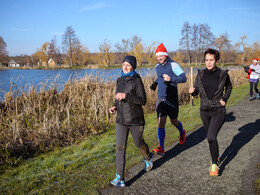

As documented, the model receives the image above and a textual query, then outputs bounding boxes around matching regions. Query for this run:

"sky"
[1,0,260,56]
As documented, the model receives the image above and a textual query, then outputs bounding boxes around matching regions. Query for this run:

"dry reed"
[0,68,248,165]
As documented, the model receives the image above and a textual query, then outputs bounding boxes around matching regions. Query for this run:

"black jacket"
[115,74,146,125]
[191,68,232,111]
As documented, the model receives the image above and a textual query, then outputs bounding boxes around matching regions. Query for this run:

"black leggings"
[250,82,259,97]
[116,123,150,178]
[200,107,226,164]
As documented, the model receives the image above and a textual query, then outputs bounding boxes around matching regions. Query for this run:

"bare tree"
[62,26,77,66]
[197,24,215,64]
[0,36,8,64]
[215,33,232,65]
[48,35,60,64]
[179,22,192,66]
[251,42,260,60]
[131,42,144,66]
[99,39,112,67]
[115,38,130,57]
[146,41,157,65]
[191,24,199,65]
[80,45,90,66]
[72,38,82,66]
[130,35,142,50]
[234,34,248,64]
[129,35,144,66]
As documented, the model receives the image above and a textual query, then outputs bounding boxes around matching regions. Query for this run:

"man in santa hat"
[249,58,260,101]
[150,43,187,156]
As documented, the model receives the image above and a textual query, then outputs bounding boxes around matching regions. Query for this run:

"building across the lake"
[8,59,20,67]
[48,59,56,67]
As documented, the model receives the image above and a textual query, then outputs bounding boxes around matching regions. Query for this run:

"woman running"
[189,48,232,176]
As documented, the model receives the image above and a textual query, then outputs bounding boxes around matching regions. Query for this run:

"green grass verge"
[0,84,249,194]
[255,163,260,195]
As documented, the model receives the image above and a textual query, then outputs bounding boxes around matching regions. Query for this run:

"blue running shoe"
[144,153,153,172]
[110,174,125,187]
[256,93,260,99]
[250,97,255,101]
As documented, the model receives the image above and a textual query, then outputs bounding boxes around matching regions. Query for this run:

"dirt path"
[101,96,260,195]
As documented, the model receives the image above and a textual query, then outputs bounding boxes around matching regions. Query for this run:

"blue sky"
[1,0,260,56]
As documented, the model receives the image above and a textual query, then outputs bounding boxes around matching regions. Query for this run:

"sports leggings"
[200,107,226,164]
[250,82,259,97]
[116,123,151,178]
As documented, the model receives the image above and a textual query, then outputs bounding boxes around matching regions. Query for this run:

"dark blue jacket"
[155,58,187,98]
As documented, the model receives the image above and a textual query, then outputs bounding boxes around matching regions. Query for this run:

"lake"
[0,66,242,101]
[0,68,157,101]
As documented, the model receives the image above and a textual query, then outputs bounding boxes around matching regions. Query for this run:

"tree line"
[0,22,260,67]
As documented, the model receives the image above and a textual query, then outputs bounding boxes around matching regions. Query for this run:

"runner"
[150,43,187,156]
[109,55,153,187]
[248,58,260,101]
[189,48,232,176]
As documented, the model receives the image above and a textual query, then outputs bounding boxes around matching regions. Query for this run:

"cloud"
[11,28,31,32]
[78,2,108,12]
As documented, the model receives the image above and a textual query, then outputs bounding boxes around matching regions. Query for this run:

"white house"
[8,59,20,67]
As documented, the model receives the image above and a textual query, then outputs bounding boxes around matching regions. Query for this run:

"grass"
[0,68,247,167]
[0,83,250,194]
[255,163,260,195]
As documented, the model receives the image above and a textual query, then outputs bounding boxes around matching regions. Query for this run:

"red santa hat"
[253,58,259,63]
[155,43,168,56]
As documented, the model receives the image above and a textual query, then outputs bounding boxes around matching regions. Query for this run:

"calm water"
[0,68,156,101]
[0,66,241,101]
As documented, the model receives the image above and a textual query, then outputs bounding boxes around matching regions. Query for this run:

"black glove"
[251,68,255,72]
[164,81,171,85]
[150,82,158,91]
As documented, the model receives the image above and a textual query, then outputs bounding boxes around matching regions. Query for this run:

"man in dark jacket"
[109,55,153,187]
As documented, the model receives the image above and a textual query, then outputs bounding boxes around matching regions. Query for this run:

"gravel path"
[101,96,260,195]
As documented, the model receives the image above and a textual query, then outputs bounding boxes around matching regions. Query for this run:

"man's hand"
[162,74,171,82]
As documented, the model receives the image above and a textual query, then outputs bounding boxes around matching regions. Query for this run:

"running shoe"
[256,93,260,99]
[209,164,219,176]
[210,156,221,166]
[250,97,255,101]
[179,130,186,145]
[110,174,125,187]
[153,146,165,156]
[144,153,154,172]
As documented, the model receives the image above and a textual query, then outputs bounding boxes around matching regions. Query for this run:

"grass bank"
[0,83,249,194]
[0,69,247,167]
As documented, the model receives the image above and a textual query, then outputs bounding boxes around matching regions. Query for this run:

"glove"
[164,81,171,85]
[150,82,158,91]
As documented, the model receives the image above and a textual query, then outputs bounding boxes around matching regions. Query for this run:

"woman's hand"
[115,93,126,101]
[219,99,226,106]
[109,106,117,114]
[189,87,195,94]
